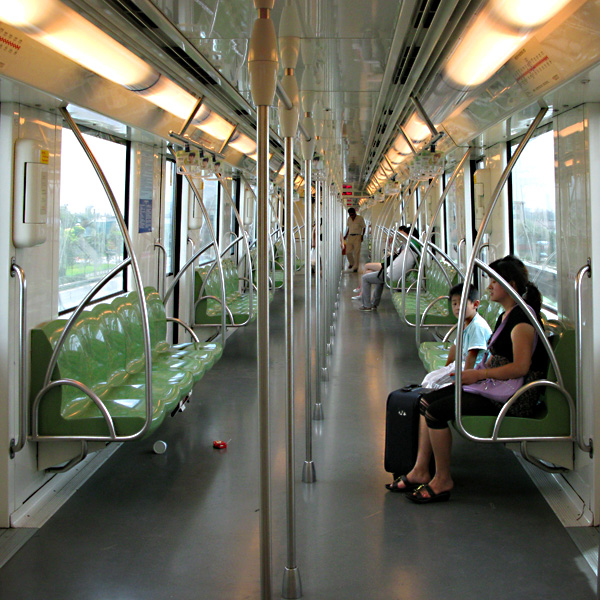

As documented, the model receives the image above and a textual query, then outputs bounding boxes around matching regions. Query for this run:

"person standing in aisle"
[344,207,366,272]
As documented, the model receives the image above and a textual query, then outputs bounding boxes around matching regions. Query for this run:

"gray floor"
[0,270,596,599]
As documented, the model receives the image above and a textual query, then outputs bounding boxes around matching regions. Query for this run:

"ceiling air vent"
[392,46,420,86]
[414,0,441,29]
[106,0,220,88]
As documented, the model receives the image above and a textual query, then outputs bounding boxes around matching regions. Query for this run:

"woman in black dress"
[387,255,547,503]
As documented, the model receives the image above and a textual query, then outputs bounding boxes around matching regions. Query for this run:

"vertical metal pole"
[257,104,272,600]
[322,177,330,380]
[313,177,324,420]
[282,135,302,597]
[302,159,316,481]
[329,185,336,349]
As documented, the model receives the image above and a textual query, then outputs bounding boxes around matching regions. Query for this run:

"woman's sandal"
[407,484,451,504]
[385,475,421,494]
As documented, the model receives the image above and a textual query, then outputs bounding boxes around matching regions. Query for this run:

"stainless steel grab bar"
[575,260,593,455]
[154,240,167,298]
[9,260,27,458]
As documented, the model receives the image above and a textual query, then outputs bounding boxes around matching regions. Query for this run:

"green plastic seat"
[392,259,458,326]
[194,258,272,325]
[31,287,221,440]
[459,329,573,439]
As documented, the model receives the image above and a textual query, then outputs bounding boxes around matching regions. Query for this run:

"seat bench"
[391,259,458,326]
[31,287,222,439]
[194,258,272,325]
[457,328,574,440]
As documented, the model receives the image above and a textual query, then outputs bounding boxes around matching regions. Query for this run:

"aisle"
[290,272,595,600]
[0,268,595,599]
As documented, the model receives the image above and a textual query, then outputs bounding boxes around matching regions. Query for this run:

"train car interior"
[1,0,600,598]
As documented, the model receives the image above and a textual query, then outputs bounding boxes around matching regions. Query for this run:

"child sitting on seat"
[421,283,491,389]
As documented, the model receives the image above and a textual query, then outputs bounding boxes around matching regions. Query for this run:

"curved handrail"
[215,172,255,323]
[193,293,237,327]
[415,148,470,346]
[490,380,575,442]
[213,235,254,327]
[443,323,458,343]
[425,239,463,277]
[397,177,441,326]
[32,379,118,441]
[374,193,399,261]
[168,147,228,348]
[454,105,553,444]
[166,316,201,344]
[187,236,195,255]
[575,261,593,454]
[220,234,244,257]
[42,259,131,390]
[59,106,153,441]
[292,222,305,270]
[241,174,280,290]
[9,261,27,457]
[163,241,213,304]
[393,181,421,299]
[457,238,466,270]
[418,295,452,328]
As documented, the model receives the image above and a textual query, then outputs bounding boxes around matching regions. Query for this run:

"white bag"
[421,362,456,390]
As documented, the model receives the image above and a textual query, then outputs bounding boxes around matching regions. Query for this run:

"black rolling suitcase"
[384,385,424,477]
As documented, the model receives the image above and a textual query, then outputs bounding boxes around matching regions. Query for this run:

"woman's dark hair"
[488,255,542,315]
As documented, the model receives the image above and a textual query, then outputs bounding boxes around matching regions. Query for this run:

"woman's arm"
[461,323,535,384]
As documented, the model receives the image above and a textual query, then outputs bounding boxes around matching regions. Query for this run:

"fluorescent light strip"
[490,0,573,28]
[1,0,251,154]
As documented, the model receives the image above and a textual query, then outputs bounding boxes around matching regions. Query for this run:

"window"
[510,127,557,309]
[59,128,127,312]
[163,159,177,275]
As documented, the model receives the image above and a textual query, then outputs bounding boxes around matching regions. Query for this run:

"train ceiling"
[55,0,486,193]
[3,0,600,193]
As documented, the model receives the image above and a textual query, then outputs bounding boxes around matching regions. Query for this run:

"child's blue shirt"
[461,312,492,366]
